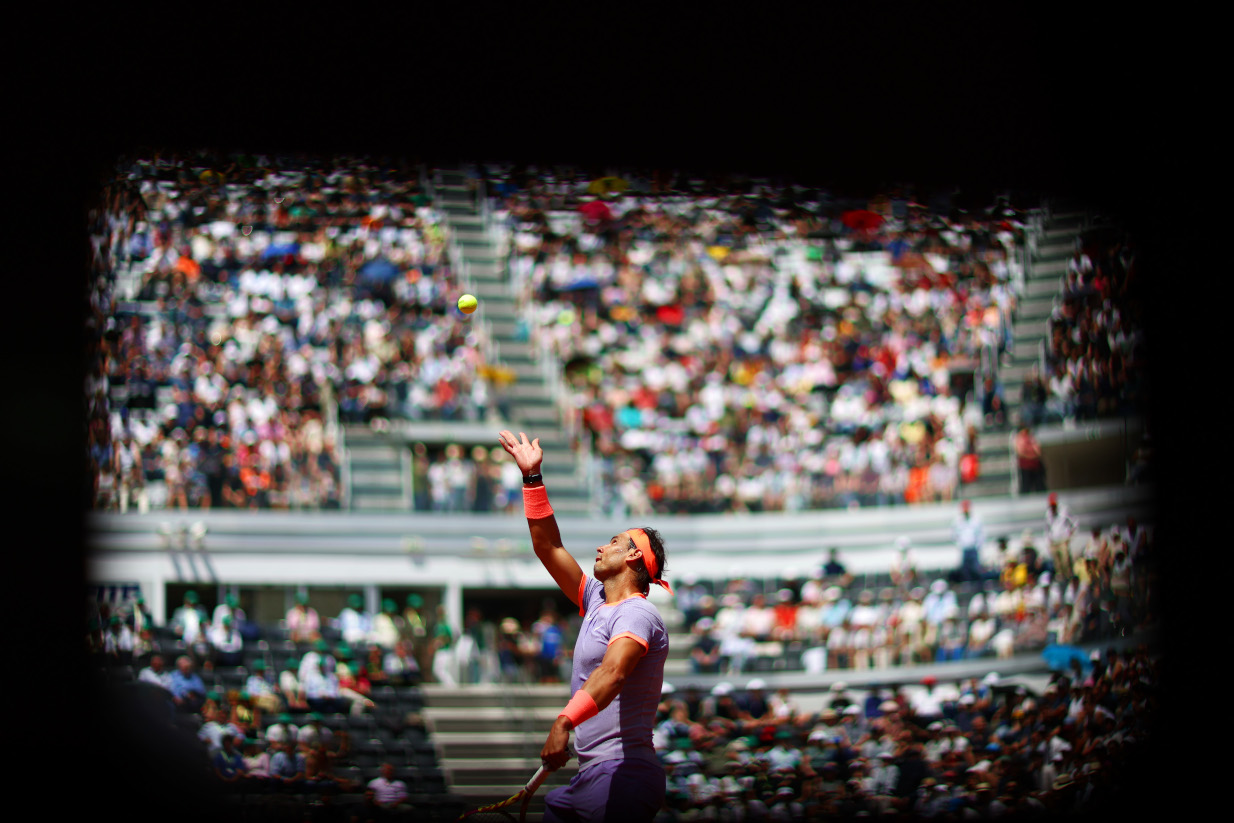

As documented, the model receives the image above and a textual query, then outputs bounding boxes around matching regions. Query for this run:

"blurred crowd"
[85,496,1155,821]
[85,150,492,512]
[1019,232,1144,428]
[487,165,1027,516]
[678,509,1153,684]
[85,154,1148,519]
[651,643,1157,821]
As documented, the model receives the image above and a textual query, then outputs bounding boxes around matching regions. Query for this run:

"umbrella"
[588,176,628,196]
[262,242,300,259]
[358,258,401,282]
[840,210,885,233]
[578,199,613,223]
[559,276,600,292]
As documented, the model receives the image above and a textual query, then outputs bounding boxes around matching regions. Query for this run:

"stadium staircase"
[432,167,592,515]
[343,167,593,513]
[424,683,574,822]
[344,424,410,511]
[964,204,1090,499]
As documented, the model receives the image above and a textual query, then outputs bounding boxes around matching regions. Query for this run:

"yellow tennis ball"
[458,294,478,314]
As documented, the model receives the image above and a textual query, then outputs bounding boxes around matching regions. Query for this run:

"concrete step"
[1035,240,1074,259]
[487,317,521,337]
[1024,278,1061,299]
[432,732,556,758]
[470,283,513,302]
[549,496,592,515]
[1012,340,1042,361]
[350,497,408,512]
[446,217,486,233]
[464,260,506,277]
[495,341,537,361]
[512,407,561,428]
[425,707,567,734]
[975,455,1013,475]
[468,274,509,292]
[1014,318,1049,339]
[442,760,579,786]
[1048,211,1087,226]
[1041,227,1081,243]
[1014,302,1053,322]
[963,477,1013,498]
[505,382,553,401]
[350,468,404,485]
[421,685,569,708]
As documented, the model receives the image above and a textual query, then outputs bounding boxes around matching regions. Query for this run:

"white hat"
[662,682,676,695]
[712,682,733,696]
[746,678,767,691]
[982,672,1000,686]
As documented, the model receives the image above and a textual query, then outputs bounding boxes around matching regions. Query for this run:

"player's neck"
[601,572,644,605]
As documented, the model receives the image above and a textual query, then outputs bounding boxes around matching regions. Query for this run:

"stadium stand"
[85,152,1157,821]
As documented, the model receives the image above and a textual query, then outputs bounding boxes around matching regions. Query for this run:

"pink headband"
[626,529,673,595]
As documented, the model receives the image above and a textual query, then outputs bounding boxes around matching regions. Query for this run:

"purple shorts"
[542,758,665,823]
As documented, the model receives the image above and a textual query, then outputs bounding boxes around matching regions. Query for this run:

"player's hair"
[628,526,667,595]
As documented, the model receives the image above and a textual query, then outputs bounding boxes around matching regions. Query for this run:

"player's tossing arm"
[498,430,583,608]
[541,636,644,770]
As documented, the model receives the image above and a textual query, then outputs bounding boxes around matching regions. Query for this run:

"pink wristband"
[559,689,599,728]
[523,484,554,519]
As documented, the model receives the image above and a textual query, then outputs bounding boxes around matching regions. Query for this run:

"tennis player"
[498,430,670,823]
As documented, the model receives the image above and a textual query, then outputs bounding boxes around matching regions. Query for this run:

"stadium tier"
[84,153,1156,822]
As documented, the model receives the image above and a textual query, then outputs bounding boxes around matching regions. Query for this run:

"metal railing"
[325,380,351,511]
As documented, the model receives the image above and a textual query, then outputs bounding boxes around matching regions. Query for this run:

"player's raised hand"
[498,430,542,476]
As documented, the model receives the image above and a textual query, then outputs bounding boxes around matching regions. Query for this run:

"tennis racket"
[457,764,549,822]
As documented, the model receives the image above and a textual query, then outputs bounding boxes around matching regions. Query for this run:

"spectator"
[168,654,206,713]
[269,738,306,788]
[170,589,210,650]
[430,605,457,686]
[286,592,321,644]
[278,658,308,711]
[531,607,566,684]
[889,536,920,590]
[823,547,852,587]
[103,615,135,664]
[371,599,403,650]
[1045,493,1079,586]
[138,653,173,691]
[244,659,282,714]
[337,594,371,646]
[209,615,244,668]
[212,732,249,788]
[951,500,985,583]
[382,639,421,687]
[402,593,430,674]
[1015,425,1047,494]
[368,762,412,815]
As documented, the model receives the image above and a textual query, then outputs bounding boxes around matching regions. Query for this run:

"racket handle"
[526,765,548,794]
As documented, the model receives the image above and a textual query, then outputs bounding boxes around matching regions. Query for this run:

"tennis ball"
[458,294,478,314]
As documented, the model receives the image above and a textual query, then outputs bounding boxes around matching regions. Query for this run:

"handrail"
[327,384,351,511]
